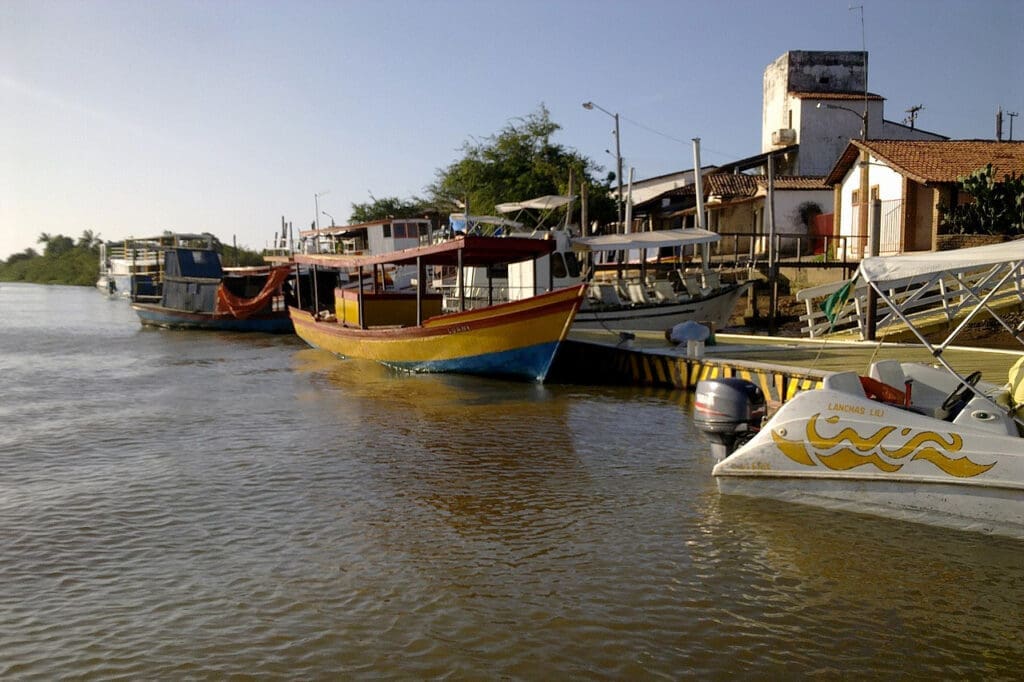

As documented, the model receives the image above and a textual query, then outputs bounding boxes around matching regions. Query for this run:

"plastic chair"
[652,280,678,303]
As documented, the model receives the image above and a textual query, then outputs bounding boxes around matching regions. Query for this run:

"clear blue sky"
[2,0,1021,259]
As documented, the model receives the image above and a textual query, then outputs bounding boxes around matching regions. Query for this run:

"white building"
[762,50,946,176]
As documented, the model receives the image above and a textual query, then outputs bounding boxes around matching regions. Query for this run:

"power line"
[616,114,745,164]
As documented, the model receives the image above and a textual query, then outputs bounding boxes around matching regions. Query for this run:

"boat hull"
[711,388,1024,538]
[574,283,748,332]
[715,475,1024,538]
[291,284,585,381]
[132,303,293,333]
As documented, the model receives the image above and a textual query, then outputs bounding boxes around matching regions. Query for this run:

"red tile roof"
[704,173,829,198]
[824,140,1024,185]
[705,173,758,198]
[761,176,830,190]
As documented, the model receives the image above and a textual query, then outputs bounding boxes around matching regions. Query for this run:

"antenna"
[903,104,924,130]
[850,5,868,138]
[1009,111,1019,141]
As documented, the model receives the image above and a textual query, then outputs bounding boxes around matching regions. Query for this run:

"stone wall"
[936,234,1010,251]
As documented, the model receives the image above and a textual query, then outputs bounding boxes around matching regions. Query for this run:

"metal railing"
[706,230,868,272]
[796,264,1024,339]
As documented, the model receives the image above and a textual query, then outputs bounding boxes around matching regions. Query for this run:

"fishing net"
[215,266,291,319]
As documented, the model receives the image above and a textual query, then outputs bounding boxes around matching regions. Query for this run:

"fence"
[795,261,1024,339]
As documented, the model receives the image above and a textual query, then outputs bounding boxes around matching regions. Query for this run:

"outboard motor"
[693,378,767,460]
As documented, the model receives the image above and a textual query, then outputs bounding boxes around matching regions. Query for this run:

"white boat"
[488,195,751,333]
[97,233,216,297]
[695,239,1024,538]
[566,229,751,332]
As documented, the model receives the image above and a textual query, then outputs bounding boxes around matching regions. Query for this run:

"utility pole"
[582,102,623,233]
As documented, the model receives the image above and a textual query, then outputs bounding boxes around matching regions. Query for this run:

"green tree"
[1,234,96,284]
[77,229,102,251]
[38,233,75,257]
[4,248,39,264]
[939,164,1024,236]
[425,104,615,229]
[349,195,426,223]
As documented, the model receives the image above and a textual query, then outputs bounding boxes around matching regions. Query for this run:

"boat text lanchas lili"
[694,239,1024,539]
[289,234,586,382]
[130,241,294,333]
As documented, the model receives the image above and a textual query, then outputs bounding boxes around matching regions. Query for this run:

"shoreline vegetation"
[0,232,264,286]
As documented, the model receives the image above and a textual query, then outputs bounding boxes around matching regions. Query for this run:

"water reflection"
[695,492,1024,673]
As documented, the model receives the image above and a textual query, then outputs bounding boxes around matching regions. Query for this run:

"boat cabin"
[334,288,443,327]
[298,218,435,256]
[151,248,224,312]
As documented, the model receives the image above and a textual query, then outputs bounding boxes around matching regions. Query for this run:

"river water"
[1,282,1022,679]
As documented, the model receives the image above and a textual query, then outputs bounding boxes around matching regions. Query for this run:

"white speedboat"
[695,240,1024,538]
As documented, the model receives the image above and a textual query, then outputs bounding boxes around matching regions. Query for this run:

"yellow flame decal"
[911,448,996,478]
[809,415,896,452]
[816,447,903,472]
[881,431,963,459]
[770,428,814,466]
[768,412,996,478]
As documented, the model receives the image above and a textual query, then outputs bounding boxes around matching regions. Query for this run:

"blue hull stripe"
[384,341,560,382]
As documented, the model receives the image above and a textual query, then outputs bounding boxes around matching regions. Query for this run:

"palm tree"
[78,229,101,250]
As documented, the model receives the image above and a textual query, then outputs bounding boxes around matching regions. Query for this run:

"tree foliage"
[425,105,615,229]
[939,164,1024,235]
[349,196,427,223]
[0,233,267,285]
[1,236,99,285]
[40,233,76,257]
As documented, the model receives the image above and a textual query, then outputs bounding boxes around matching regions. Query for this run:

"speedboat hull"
[711,388,1024,538]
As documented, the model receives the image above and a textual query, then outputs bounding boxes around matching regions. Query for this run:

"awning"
[857,239,1024,285]
[495,195,575,213]
[292,235,556,269]
[572,228,720,253]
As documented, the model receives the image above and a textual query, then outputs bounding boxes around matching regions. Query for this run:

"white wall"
[772,189,834,253]
[795,97,882,175]
[836,154,904,255]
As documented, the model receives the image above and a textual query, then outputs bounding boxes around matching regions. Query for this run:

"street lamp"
[314,190,330,230]
[818,101,876,338]
[583,101,624,233]
[816,101,867,138]
[322,210,335,227]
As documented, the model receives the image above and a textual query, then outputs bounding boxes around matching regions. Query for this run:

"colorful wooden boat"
[290,235,586,381]
[131,245,294,333]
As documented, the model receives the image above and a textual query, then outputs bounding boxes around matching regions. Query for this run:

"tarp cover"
[166,248,223,279]
[857,239,1024,285]
[572,228,720,252]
